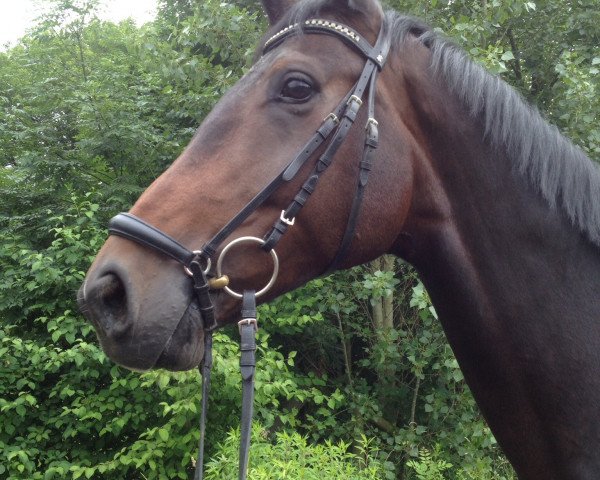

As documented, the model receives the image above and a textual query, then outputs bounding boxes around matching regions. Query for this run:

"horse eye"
[280,78,313,102]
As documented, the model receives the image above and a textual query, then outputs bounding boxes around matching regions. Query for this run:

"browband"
[264,19,388,69]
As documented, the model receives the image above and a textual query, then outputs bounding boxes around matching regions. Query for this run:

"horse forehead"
[179,33,373,163]
[202,38,361,118]
[258,33,364,76]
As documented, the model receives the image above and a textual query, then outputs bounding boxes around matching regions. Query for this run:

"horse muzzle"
[78,249,205,371]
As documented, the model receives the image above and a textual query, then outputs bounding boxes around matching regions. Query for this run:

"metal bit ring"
[184,250,212,277]
[216,237,279,299]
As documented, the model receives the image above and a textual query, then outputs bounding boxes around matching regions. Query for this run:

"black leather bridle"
[107,17,390,480]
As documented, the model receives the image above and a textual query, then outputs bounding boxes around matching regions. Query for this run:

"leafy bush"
[205,424,390,479]
[406,448,452,480]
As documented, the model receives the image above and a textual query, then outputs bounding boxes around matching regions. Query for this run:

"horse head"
[78,0,419,371]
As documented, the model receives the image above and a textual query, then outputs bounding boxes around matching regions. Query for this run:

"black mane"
[384,12,600,248]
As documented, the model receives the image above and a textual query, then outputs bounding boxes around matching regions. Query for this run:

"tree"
[384,0,599,156]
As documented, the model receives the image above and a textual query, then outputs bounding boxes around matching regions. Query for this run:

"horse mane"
[384,12,600,248]
[273,4,600,248]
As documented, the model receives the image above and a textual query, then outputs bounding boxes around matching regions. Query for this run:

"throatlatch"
[107,16,390,480]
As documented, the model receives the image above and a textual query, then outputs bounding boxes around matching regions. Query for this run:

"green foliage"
[407,448,452,480]
[0,0,265,237]
[552,50,599,155]
[261,269,514,478]
[205,425,390,479]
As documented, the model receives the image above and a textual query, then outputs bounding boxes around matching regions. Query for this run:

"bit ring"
[183,250,212,277]
[216,237,279,299]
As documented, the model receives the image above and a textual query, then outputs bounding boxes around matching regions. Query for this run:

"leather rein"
[107,18,390,480]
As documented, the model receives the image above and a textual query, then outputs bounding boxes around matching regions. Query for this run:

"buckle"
[366,117,379,128]
[324,112,339,124]
[238,318,258,333]
[347,95,363,107]
[366,117,379,132]
[280,210,295,226]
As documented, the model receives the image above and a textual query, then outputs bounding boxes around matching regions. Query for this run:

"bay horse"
[78,0,600,478]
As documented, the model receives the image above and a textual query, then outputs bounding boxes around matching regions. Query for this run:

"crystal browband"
[264,19,361,50]
[263,19,386,68]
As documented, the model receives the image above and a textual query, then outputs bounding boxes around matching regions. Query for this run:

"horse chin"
[152,293,240,371]
[82,286,207,372]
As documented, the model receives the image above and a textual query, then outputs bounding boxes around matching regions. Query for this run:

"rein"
[107,18,389,480]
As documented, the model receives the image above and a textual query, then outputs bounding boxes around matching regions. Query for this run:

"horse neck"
[391,57,600,478]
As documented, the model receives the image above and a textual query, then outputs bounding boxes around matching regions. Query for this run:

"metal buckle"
[366,117,379,131]
[366,117,379,128]
[347,95,363,107]
[184,250,212,277]
[280,210,295,226]
[238,318,258,333]
[324,112,339,124]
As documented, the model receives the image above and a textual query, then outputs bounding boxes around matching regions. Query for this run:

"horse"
[78,0,600,478]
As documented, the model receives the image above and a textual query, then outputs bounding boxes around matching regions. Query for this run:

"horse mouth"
[78,278,208,372]
[153,300,206,371]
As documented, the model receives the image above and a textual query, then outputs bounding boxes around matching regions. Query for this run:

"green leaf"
[501,51,515,61]
[452,369,465,382]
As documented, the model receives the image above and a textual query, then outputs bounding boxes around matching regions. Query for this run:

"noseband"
[107,18,390,480]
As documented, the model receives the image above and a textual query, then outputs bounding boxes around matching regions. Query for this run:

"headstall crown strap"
[107,16,389,480]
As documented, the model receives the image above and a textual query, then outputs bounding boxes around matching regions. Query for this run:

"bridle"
[107,17,390,480]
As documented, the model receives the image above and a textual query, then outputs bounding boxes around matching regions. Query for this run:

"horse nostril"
[87,272,131,338]
[101,273,126,313]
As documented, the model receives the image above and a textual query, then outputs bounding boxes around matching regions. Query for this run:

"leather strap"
[262,174,318,251]
[264,19,387,69]
[325,68,383,274]
[200,91,351,260]
[261,25,389,255]
[238,291,257,480]
[109,213,195,266]
[190,260,218,331]
[194,331,213,480]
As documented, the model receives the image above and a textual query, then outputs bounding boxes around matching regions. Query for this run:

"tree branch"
[507,28,522,82]
[410,376,421,428]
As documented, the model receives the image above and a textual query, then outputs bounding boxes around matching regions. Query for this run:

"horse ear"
[261,0,296,26]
